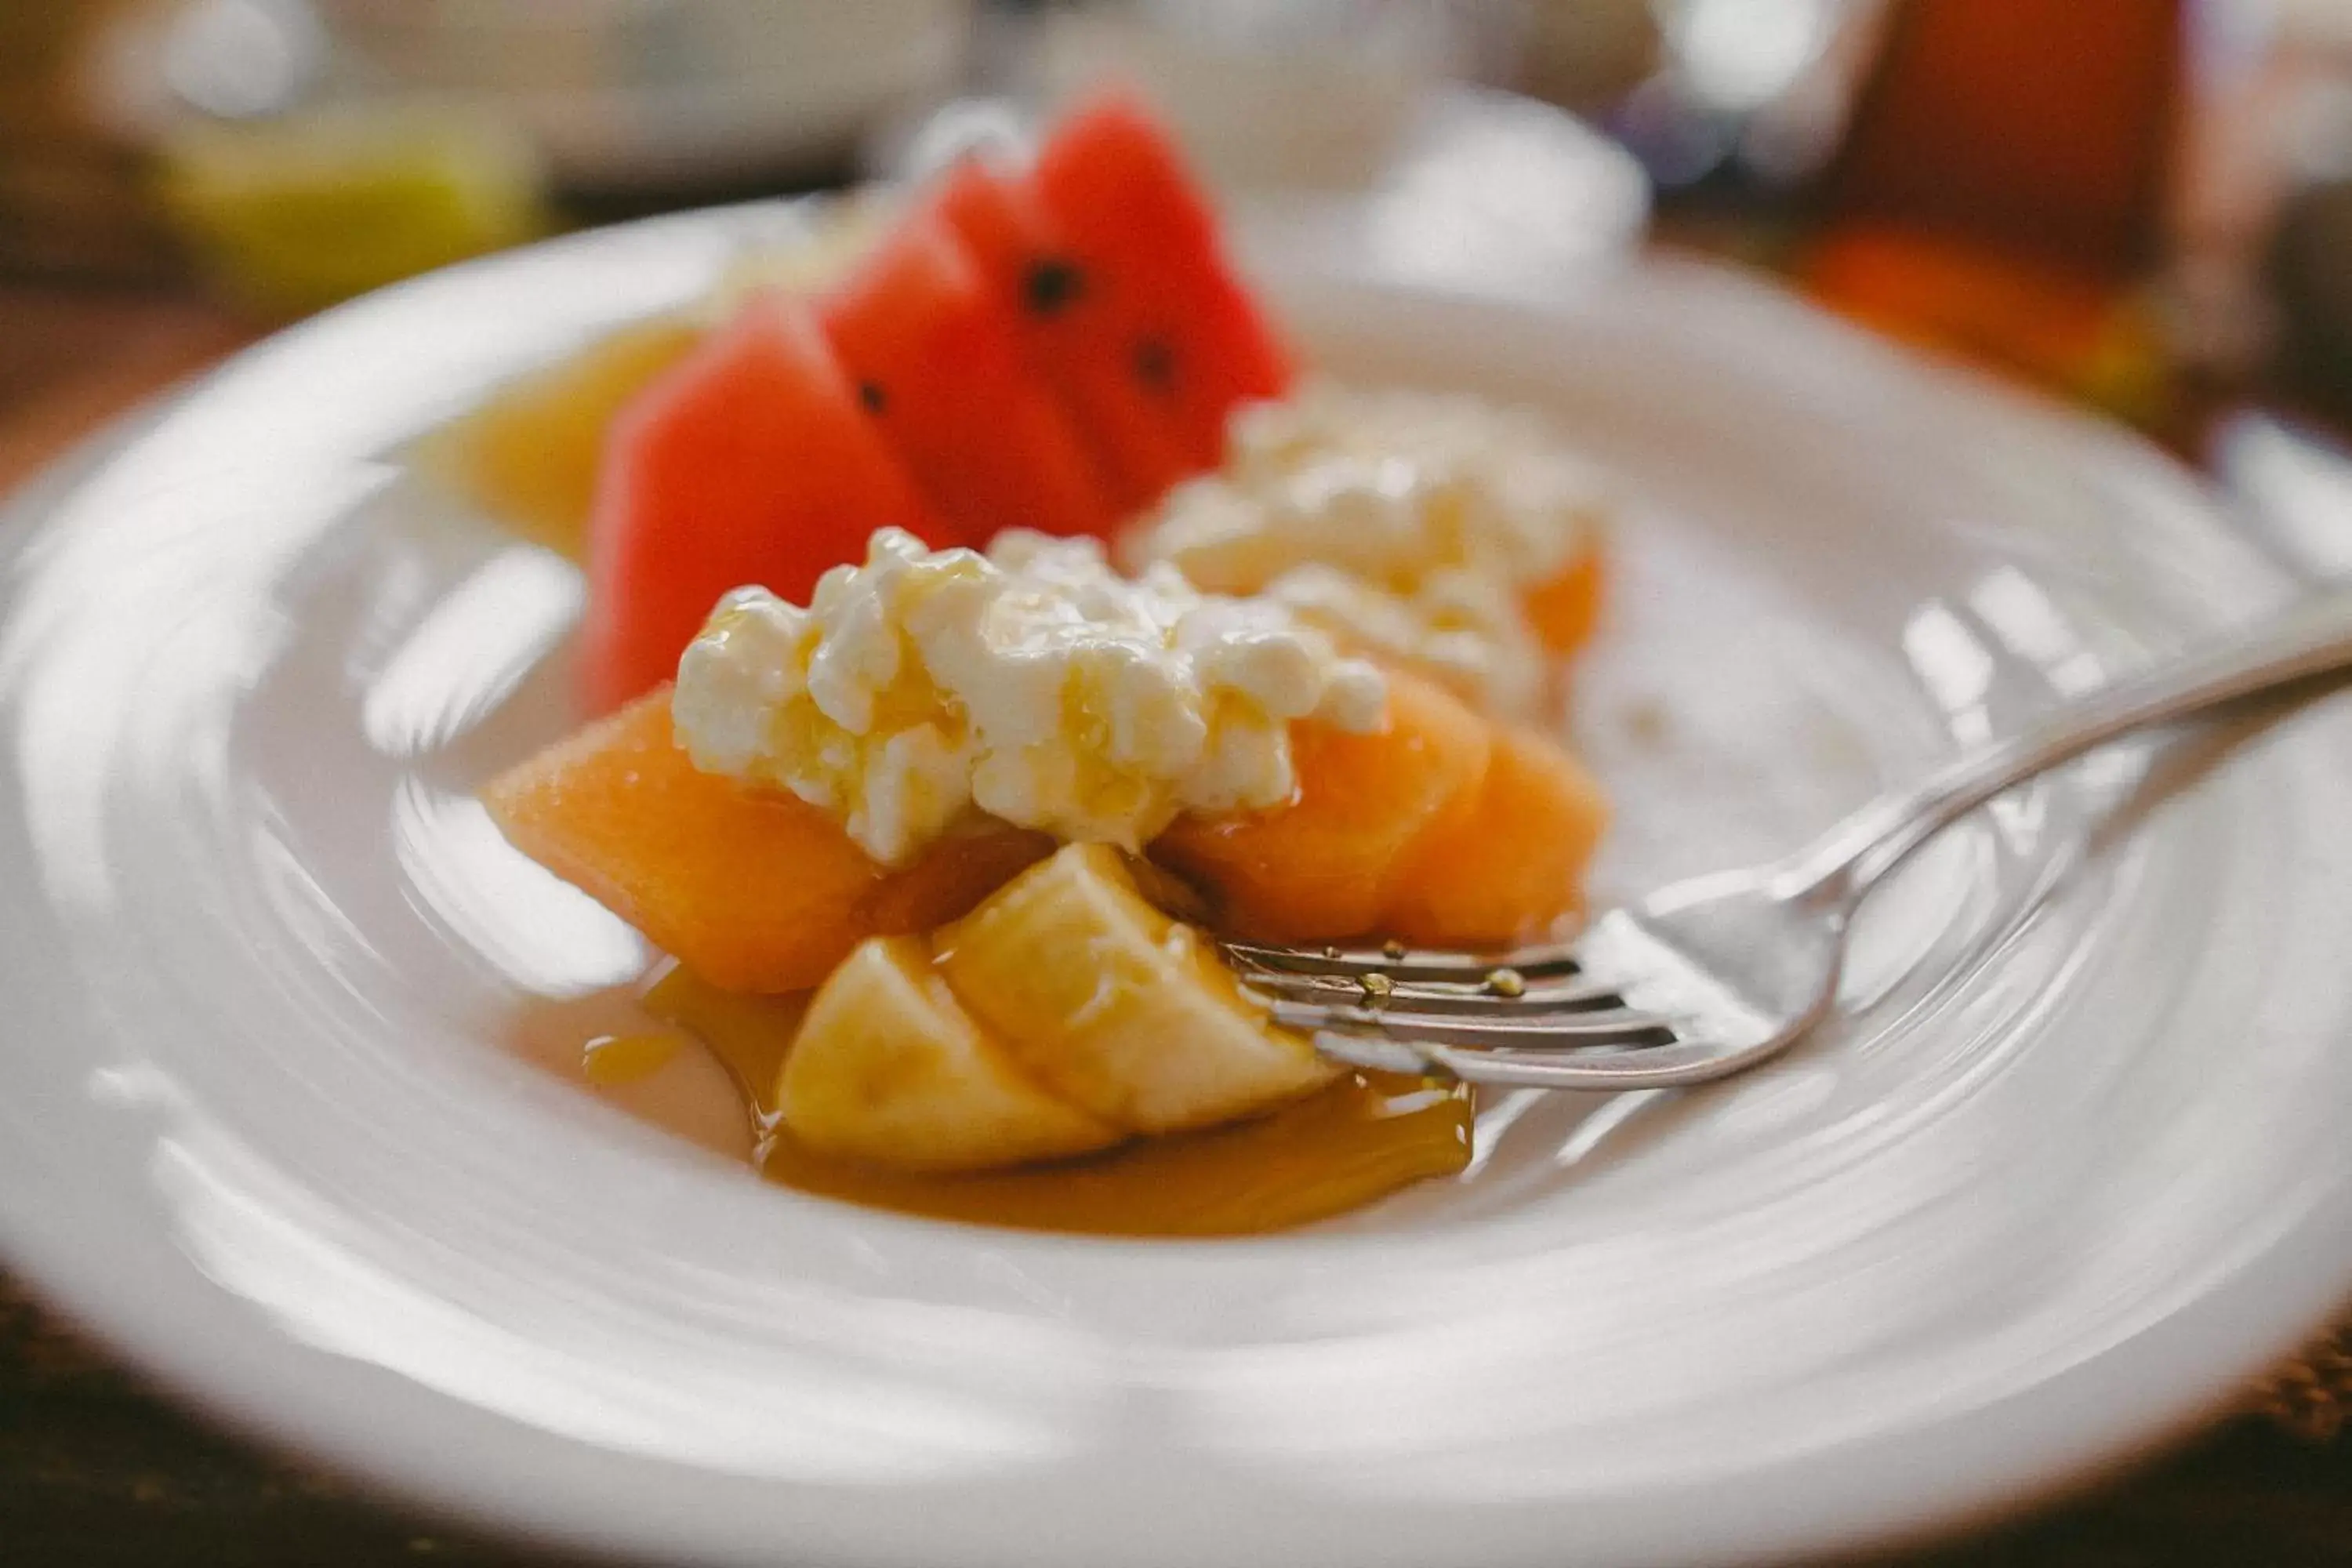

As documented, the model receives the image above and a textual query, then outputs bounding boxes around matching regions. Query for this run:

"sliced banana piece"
[938,844,1339,1134]
[780,935,1122,1172]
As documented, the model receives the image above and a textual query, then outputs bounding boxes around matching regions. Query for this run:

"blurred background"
[5,1,2352,423]
[9,0,2352,476]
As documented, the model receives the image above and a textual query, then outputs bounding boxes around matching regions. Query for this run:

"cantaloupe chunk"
[1523,543,1606,657]
[1152,670,1493,941]
[491,677,1599,985]
[1383,722,1609,948]
[483,691,1050,992]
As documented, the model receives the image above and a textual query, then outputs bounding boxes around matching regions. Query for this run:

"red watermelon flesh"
[1026,96,1294,475]
[579,297,952,715]
[820,215,1118,541]
[932,158,1198,513]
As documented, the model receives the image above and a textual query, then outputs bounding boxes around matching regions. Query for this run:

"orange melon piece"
[1153,670,1493,942]
[483,691,1050,992]
[1523,543,1606,657]
[1382,722,1609,948]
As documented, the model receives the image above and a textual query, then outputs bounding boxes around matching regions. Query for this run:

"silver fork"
[1229,587,2352,1091]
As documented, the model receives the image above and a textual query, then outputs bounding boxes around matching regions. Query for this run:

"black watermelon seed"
[1133,337,1176,391]
[1023,258,1083,316]
[858,380,887,414]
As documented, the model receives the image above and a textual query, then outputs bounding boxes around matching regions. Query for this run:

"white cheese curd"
[1125,379,1607,714]
[1262,561,1549,718]
[672,528,1387,866]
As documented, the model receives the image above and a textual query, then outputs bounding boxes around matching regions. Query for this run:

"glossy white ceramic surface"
[3,206,2352,1568]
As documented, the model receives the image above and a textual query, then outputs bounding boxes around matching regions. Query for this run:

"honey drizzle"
[514,963,1472,1237]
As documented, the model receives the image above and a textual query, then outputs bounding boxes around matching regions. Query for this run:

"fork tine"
[1313,1032,1443,1076]
[1418,1040,1737,1089]
[1223,939,1584,984]
[1312,1033,1741,1089]
[1448,1036,1801,1090]
[1239,971,1630,1014]
[1275,1004,1677,1051]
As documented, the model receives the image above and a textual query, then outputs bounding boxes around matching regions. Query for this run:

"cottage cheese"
[672,528,1387,866]
[1126,380,1606,714]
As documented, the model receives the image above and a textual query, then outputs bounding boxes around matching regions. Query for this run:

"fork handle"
[1789,584,2352,903]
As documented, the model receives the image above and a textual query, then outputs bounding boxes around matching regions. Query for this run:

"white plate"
[4,206,2352,1568]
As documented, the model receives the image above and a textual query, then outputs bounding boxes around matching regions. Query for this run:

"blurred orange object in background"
[1819,0,2183,277]
[1798,0,2185,427]
[1802,227,2171,423]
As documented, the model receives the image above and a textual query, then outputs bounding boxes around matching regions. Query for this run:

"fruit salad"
[468,96,1617,1234]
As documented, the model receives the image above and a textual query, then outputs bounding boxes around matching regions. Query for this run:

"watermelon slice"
[579,298,951,713]
[1025,96,1294,478]
[821,216,1118,540]
[932,159,1198,512]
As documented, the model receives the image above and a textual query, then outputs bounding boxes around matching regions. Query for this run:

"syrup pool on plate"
[510,964,1474,1237]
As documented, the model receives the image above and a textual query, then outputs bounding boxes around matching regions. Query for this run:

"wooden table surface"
[3,281,2350,1566]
